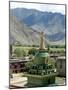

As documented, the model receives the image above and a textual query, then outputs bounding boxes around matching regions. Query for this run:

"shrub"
[25,61,34,69]
[28,48,37,55]
[48,58,55,68]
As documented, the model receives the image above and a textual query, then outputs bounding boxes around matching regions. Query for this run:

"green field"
[13,45,65,52]
[13,46,38,53]
[12,45,65,57]
[49,48,65,52]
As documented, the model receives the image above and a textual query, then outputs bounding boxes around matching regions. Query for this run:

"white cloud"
[10,2,65,14]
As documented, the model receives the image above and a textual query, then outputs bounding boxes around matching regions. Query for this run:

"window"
[60,60,62,69]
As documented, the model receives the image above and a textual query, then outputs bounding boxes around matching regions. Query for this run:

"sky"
[10,2,65,14]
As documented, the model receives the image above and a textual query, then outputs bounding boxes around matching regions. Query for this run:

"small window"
[60,60,62,69]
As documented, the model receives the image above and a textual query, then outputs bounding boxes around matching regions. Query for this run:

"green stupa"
[24,32,57,87]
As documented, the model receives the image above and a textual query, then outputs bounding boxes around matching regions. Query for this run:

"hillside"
[11,8,65,34]
[10,15,40,45]
[10,7,66,45]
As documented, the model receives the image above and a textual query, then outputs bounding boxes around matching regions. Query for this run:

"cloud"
[10,2,65,14]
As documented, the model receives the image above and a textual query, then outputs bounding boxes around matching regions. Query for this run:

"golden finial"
[39,32,45,50]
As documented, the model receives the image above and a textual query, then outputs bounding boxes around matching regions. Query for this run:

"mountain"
[10,8,65,34]
[10,15,40,45]
[10,8,66,45]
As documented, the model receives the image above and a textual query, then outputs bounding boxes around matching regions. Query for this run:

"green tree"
[14,48,26,57]
[28,48,37,55]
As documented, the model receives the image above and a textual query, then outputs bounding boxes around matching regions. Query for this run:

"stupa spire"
[39,32,45,50]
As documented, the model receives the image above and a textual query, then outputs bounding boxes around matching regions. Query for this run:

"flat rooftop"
[57,56,66,60]
[10,58,30,63]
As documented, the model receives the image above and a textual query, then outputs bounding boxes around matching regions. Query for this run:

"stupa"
[24,32,57,87]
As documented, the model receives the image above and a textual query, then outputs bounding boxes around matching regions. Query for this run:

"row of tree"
[13,47,65,57]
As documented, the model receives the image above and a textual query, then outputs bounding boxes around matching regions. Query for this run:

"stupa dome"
[35,51,49,57]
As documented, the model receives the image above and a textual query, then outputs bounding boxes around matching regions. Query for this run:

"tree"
[28,48,37,55]
[14,48,26,57]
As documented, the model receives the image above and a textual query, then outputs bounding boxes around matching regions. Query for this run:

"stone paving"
[10,73,27,88]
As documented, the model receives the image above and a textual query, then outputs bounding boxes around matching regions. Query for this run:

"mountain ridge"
[10,8,65,45]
